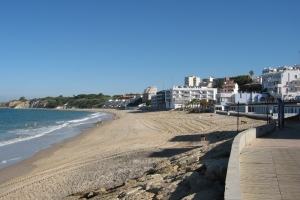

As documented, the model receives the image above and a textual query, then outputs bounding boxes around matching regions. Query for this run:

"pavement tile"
[240,123,300,200]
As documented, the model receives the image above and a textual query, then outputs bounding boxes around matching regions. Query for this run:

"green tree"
[146,99,151,106]
[213,79,225,89]
[234,75,252,92]
[19,96,27,101]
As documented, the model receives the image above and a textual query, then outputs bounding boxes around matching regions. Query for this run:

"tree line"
[17,93,114,109]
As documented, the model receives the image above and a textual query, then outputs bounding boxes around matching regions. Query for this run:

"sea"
[0,108,112,169]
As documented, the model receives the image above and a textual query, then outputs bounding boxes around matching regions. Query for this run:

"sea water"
[0,108,112,169]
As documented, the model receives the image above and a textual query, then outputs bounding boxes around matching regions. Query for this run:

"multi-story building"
[200,76,214,87]
[184,76,200,86]
[165,86,217,109]
[151,90,166,110]
[261,64,300,100]
[142,86,157,103]
[103,99,131,108]
[103,95,143,108]
[219,82,239,93]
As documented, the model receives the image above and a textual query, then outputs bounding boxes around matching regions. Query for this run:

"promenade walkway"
[240,123,300,199]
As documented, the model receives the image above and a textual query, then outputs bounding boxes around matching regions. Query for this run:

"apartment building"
[165,86,217,109]
[261,64,300,100]
[184,76,200,86]
[200,76,214,87]
[151,90,166,110]
[142,86,157,103]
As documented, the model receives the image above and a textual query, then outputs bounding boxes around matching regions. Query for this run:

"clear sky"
[1,0,300,102]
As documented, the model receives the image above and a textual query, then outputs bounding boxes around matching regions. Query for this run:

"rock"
[95,187,107,195]
[156,181,189,200]
[180,171,201,189]
[175,172,193,182]
[190,179,223,194]
[118,187,155,200]
[158,165,176,174]
[204,170,218,181]
[153,160,171,171]
[140,174,164,192]
[182,190,220,200]
[204,158,228,181]
[173,154,199,167]
[64,139,231,200]
[62,196,81,200]
[125,179,137,186]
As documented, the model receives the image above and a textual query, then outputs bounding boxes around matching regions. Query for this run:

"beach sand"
[0,109,266,199]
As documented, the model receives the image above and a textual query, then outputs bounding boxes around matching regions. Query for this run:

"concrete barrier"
[224,120,276,200]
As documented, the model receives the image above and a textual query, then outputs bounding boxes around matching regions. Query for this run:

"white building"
[165,86,217,109]
[103,99,131,108]
[219,82,239,93]
[200,76,214,87]
[185,76,200,86]
[261,64,300,100]
[143,86,157,103]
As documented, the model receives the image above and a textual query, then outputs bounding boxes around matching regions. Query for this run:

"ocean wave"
[68,112,105,123]
[0,123,69,147]
[0,112,109,147]
[0,157,21,164]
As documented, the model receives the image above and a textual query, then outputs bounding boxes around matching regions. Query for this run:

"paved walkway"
[240,123,300,200]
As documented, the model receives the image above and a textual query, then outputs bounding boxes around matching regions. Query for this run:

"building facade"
[261,64,300,100]
[142,86,157,103]
[219,82,239,93]
[184,76,200,86]
[165,86,217,109]
[151,90,166,110]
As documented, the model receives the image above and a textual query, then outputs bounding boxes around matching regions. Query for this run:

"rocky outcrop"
[64,139,232,200]
[29,100,48,108]
[9,100,48,108]
[8,100,23,108]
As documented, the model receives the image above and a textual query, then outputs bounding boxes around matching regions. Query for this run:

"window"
[295,75,297,79]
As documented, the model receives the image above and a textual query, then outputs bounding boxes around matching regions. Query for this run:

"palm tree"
[200,99,207,113]
[249,70,254,80]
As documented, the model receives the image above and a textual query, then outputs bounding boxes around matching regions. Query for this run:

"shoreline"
[0,110,267,199]
[0,109,115,184]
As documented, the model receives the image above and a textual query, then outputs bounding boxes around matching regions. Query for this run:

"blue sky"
[1,0,300,102]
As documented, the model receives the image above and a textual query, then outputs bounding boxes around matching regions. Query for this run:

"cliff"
[8,100,48,108]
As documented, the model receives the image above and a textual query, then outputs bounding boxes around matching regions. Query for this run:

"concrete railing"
[224,120,276,200]
[272,113,298,119]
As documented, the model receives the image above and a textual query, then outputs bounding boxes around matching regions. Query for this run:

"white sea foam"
[0,123,69,147]
[68,117,90,123]
[0,157,21,164]
[68,112,105,123]
[0,112,109,147]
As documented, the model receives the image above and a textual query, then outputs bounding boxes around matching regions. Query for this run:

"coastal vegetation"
[185,99,216,113]
[4,93,114,109]
[5,93,146,109]
[43,93,112,108]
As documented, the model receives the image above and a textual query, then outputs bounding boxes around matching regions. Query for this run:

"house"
[219,82,239,93]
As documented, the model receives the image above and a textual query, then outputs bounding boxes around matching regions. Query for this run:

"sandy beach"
[0,109,266,199]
